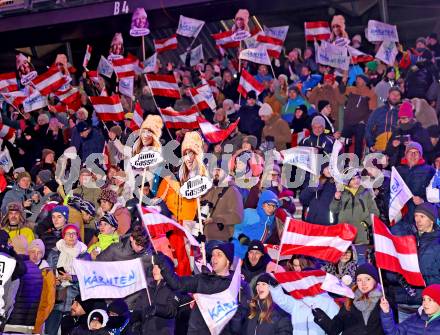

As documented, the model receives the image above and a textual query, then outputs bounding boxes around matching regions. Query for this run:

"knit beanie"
[29,239,45,258]
[318,100,331,113]
[37,169,53,184]
[52,205,69,220]
[98,213,118,229]
[398,101,414,118]
[258,103,273,117]
[311,115,326,128]
[256,272,278,286]
[247,240,265,254]
[107,299,129,317]
[405,141,423,156]
[422,284,440,305]
[62,224,80,238]
[355,263,379,283]
[98,188,118,205]
[211,242,234,265]
[415,202,439,224]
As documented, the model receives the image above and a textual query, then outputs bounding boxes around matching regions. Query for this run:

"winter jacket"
[300,74,322,95]
[3,225,35,245]
[77,128,105,161]
[201,185,244,241]
[1,183,33,214]
[87,232,119,253]
[159,263,251,335]
[313,288,384,335]
[36,220,63,258]
[281,96,310,124]
[73,185,101,208]
[309,84,345,128]
[236,105,264,140]
[34,267,56,334]
[385,122,433,166]
[330,186,379,244]
[261,115,292,151]
[323,246,358,283]
[242,253,285,287]
[300,179,336,225]
[344,86,377,127]
[365,103,399,150]
[6,256,43,327]
[380,309,440,335]
[243,303,292,335]
[232,190,280,258]
[374,80,396,107]
[299,132,334,156]
[405,65,434,100]
[140,280,180,335]
[270,285,339,335]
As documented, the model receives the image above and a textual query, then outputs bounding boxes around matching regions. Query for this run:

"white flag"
[321,273,355,299]
[194,263,241,335]
[176,15,205,38]
[143,53,157,73]
[180,44,204,66]
[281,146,319,175]
[118,73,134,98]
[264,25,289,41]
[366,20,399,42]
[73,258,148,300]
[329,140,349,184]
[0,145,13,173]
[98,56,114,78]
[375,41,398,66]
[389,166,413,223]
[315,40,350,70]
[23,90,48,113]
[239,48,271,65]
[0,254,17,315]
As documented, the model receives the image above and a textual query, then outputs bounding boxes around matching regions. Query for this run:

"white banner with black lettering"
[73,258,147,300]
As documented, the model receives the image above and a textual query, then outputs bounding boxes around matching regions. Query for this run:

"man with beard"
[365,87,402,152]
[61,295,106,334]
[200,167,243,243]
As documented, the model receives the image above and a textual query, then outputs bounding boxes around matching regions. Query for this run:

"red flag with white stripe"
[112,56,139,78]
[373,216,425,286]
[0,123,16,141]
[256,35,284,58]
[83,44,92,69]
[0,73,18,92]
[347,46,374,64]
[154,34,178,53]
[54,86,82,111]
[304,21,331,41]
[87,70,100,86]
[138,205,200,247]
[197,116,239,144]
[32,68,68,96]
[264,244,291,262]
[160,106,199,129]
[129,101,144,131]
[237,69,265,98]
[145,74,181,99]
[291,129,310,147]
[90,95,125,122]
[274,270,327,299]
[1,91,27,109]
[211,30,240,49]
[189,84,216,111]
[280,218,357,262]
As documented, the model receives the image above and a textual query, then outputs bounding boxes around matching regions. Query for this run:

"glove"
[195,233,206,244]
[311,308,326,322]
[238,234,250,246]
[144,305,156,319]
[216,222,224,231]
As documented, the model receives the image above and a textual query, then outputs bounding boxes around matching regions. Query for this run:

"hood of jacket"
[257,190,280,222]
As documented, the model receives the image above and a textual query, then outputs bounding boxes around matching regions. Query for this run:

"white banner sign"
[194,263,241,335]
[389,166,413,223]
[0,146,13,173]
[180,175,212,199]
[118,75,134,98]
[143,53,157,73]
[239,48,271,65]
[0,254,17,315]
[23,90,48,113]
[73,258,147,300]
[264,25,289,41]
[321,273,355,299]
[176,15,205,38]
[130,149,163,169]
[366,20,399,42]
[375,41,398,66]
[98,56,114,78]
[281,146,319,175]
[180,44,204,67]
[315,41,350,70]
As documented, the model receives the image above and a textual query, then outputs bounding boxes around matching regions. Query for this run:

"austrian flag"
[154,35,178,53]
[237,69,265,98]
[197,117,239,144]
[211,30,240,49]
[90,95,125,122]
[0,72,18,92]
[145,74,180,99]
[129,101,144,131]
[32,68,67,96]
[274,270,326,299]
[83,44,92,68]
[1,91,27,109]
[0,123,16,141]
[256,35,284,58]
[160,106,199,129]
[304,21,331,41]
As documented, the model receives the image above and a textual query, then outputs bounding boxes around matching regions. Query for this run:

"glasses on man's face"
[65,232,77,237]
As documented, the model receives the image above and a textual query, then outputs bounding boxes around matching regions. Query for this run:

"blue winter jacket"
[365,104,399,148]
[381,309,440,335]
[300,180,336,225]
[232,190,280,258]
[300,74,322,95]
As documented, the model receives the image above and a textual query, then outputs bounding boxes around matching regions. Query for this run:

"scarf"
[56,239,87,275]
[353,285,382,325]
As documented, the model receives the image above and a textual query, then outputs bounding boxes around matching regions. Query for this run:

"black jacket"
[36,219,63,258]
[158,261,251,335]
[243,303,292,335]
[140,281,179,335]
[6,256,43,327]
[314,299,384,335]
[242,253,271,284]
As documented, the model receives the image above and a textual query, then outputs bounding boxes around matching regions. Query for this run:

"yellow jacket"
[34,268,56,334]
[5,226,34,245]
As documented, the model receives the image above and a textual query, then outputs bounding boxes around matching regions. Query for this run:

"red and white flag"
[129,101,144,131]
[83,45,92,69]
[32,68,68,96]
[211,30,240,49]
[87,70,100,86]
[189,84,216,111]
[274,270,327,299]
[138,205,199,247]
[373,216,425,287]
[237,69,265,98]
[145,74,181,99]
[118,71,135,98]
[197,116,239,144]
[347,46,374,64]
[1,91,27,109]
[0,124,16,141]
[160,106,199,129]
[291,129,310,147]
[256,35,284,58]
[0,73,18,92]
[304,21,331,41]
[154,34,178,53]
[112,56,139,78]
[280,218,357,263]
[264,244,291,262]
[54,86,81,106]
[90,95,125,122]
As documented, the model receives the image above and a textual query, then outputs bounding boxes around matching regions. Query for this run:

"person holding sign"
[132,114,163,155]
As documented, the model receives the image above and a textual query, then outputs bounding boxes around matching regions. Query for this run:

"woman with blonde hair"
[132,114,163,155]
[244,273,292,335]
